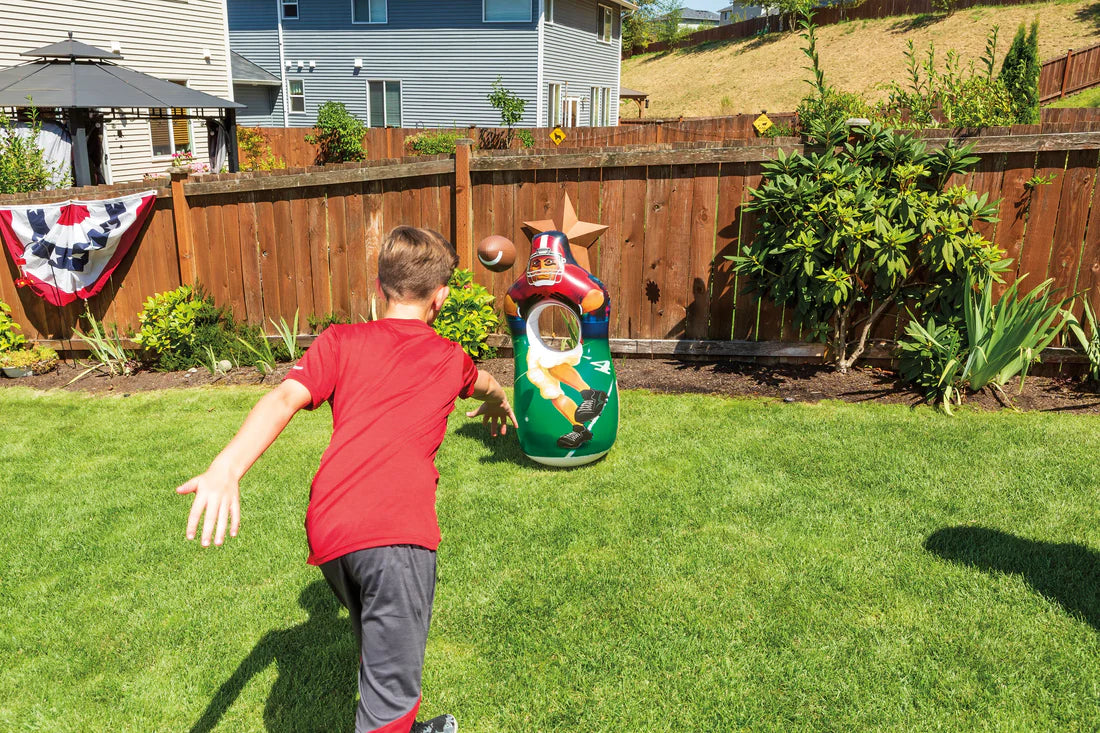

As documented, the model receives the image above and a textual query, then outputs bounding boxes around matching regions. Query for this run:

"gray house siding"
[543,0,621,126]
[228,0,286,125]
[229,0,543,128]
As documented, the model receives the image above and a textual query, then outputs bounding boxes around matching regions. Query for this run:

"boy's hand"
[177,467,241,547]
[466,399,518,437]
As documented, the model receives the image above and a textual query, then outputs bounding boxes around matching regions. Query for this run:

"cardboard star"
[523,193,608,273]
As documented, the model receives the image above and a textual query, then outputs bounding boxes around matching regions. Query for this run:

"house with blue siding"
[229,0,634,130]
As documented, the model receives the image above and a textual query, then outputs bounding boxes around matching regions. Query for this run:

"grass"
[622,0,1100,118]
[1048,84,1100,107]
[2,386,1100,730]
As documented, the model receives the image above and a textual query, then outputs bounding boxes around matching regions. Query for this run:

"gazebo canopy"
[0,35,242,113]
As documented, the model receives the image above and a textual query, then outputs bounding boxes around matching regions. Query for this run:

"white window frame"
[563,96,581,128]
[149,80,193,159]
[366,79,403,128]
[600,87,610,125]
[351,0,387,24]
[288,78,307,114]
[484,0,532,23]
[590,86,599,127]
[281,0,299,20]
[545,0,554,24]
[548,83,562,127]
[597,3,612,43]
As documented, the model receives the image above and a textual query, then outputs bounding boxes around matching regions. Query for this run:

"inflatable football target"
[503,230,618,466]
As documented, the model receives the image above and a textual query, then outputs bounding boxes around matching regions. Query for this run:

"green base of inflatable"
[526,450,611,468]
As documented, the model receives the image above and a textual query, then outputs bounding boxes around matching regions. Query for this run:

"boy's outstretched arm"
[465,369,518,437]
[176,380,313,547]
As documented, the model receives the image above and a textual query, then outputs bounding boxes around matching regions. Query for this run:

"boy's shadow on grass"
[190,581,357,733]
[925,526,1100,632]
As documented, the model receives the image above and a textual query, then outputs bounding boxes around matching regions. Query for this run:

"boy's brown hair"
[378,226,458,301]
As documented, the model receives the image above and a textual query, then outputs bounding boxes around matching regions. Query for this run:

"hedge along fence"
[248,114,803,168]
[4,126,1100,363]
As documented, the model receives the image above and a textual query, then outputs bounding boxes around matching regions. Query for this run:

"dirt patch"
[8,357,1100,414]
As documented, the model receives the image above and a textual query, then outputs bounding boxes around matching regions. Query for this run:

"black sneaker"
[411,714,457,733]
[557,424,593,449]
[573,389,608,422]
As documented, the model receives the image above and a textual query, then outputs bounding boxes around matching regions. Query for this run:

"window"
[545,0,554,23]
[590,86,611,126]
[548,83,562,126]
[368,80,401,127]
[484,0,531,22]
[150,80,192,157]
[282,0,298,19]
[288,79,306,113]
[597,3,612,42]
[352,0,387,23]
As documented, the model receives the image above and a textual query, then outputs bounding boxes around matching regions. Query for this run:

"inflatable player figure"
[504,228,619,467]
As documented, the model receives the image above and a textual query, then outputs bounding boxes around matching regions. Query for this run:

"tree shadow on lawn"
[925,526,1100,632]
[1077,2,1100,32]
[190,581,358,733]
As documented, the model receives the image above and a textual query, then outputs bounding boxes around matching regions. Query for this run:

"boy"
[176,226,516,733]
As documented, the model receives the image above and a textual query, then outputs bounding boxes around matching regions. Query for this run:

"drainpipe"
[276,0,289,127]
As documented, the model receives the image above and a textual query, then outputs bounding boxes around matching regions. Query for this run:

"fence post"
[1061,49,1074,98]
[454,139,474,270]
[170,169,197,285]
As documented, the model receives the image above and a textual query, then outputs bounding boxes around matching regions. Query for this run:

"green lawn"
[1047,86,1100,108]
[1,386,1099,731]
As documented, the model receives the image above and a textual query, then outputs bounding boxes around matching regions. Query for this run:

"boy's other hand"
[466,400,518,437]
[177,467,241,547]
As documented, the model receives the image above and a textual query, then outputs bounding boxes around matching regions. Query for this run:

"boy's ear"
[375,278,386,301]
[432,285,450,313]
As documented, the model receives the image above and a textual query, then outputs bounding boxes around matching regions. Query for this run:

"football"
[477,235,516,273]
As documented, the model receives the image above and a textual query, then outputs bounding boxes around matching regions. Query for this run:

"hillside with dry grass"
[621,0,1100,118]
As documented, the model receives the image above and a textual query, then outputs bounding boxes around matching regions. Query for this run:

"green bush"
[433,269,499,360]
[487,77,527,129]
[795,15,872,132]
[878,36,1016,129]
[405,130,463,156]
[515,129,535,149]
[135,285,269,371]
[0,344,58,373]
[998,20,1041,125]
[237,127,286,171]
[0,301,26,352]
[308,312,352,334]
[305,102,367,165]
[732,120,1008,373]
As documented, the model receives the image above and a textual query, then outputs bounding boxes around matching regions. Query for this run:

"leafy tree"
[732,119,1009,373]
[622,0,658,52]
[998,20,1040,124]
[654,0,684,44]
[487,77,527,128]
[305,102,366,165]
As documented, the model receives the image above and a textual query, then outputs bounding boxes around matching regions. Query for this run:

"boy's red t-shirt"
[284,318,478,565]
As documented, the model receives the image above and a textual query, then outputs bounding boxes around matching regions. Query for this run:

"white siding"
[0,0,233,183]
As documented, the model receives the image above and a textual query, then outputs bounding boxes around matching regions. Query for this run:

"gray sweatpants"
[320,545,437,733]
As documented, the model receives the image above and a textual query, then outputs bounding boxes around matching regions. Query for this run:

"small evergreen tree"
[305,102,366,165]
[998,20,1040,125]
[622,0,657,53]
[654,0,684,43]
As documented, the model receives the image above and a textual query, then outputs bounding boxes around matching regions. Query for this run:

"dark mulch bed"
[5,357,1100,414]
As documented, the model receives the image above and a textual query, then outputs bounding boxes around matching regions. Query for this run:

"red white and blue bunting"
[0,190,156,307]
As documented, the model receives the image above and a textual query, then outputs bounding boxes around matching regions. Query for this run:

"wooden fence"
[5,127,1100,363]
[252,115,801,168]
[1039,42,1100,102]
[625,0,1060,58]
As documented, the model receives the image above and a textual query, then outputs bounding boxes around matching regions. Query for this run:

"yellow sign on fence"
[549,126,567,146]
[753,113,773,136]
